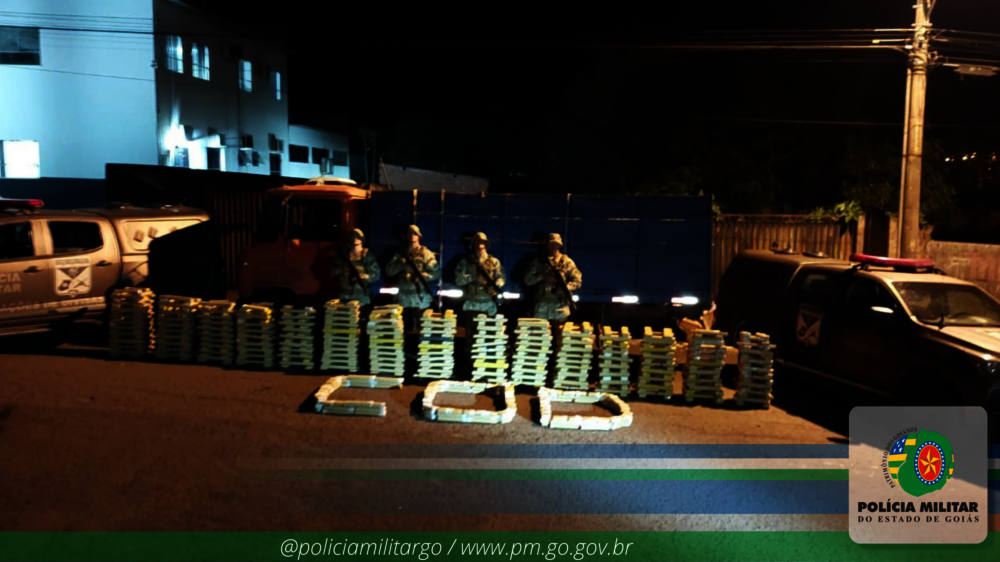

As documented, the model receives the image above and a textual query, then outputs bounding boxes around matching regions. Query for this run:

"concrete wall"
[378,163,488,193]
[0,0,158,179]
[287,124,349,179]
[153,0,288,176]
[927,241,1000,300]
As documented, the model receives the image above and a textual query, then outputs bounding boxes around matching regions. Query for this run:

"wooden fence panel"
[712,215,860,296]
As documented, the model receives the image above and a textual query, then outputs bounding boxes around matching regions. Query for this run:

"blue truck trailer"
[238,178,714,331]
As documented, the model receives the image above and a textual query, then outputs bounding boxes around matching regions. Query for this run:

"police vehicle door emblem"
[796,303,823,346]
[54,258,92,297]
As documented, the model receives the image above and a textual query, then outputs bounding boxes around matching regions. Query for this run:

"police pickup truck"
[715,250,1000,411]
[0,198,209,337]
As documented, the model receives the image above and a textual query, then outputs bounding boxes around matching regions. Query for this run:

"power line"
[1,65,154,82]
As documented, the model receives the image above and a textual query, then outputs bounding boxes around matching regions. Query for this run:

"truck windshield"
[894,282,1000,327]
[258,195,341,243]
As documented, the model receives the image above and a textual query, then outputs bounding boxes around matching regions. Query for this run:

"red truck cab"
[237,177,369,306]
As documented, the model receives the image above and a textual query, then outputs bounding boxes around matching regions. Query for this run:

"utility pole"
[897,0,935,258]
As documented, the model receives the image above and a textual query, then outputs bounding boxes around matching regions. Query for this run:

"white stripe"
[493,514,849,532]
[240,458,850,470]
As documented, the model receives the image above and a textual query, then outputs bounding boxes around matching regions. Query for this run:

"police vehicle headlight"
[978,354,999,377]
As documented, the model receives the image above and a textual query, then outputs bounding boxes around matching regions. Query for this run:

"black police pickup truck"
[715,250,1000,411]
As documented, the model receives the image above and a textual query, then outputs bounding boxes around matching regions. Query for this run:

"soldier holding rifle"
[455,232,507,369]
[385,225,440,332]
[330,229,380,312]
[524,233,582,328]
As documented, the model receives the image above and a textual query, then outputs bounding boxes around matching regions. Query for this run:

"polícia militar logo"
[887,428,954,497]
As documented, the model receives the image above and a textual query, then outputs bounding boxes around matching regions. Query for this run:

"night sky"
[183,0,1000,229]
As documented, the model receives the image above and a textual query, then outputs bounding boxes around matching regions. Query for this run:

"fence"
[712,214,864,296]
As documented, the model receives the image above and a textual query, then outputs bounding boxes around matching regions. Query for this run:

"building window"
[240,134,253,149]
[252,151,261,167]
[0,140,40,178]
[320,158,335,175]
[312,147,329,165]
[267,134,284,153]
[271,71,281,101]
[289,144,309,163]
[270,153,282,176]
[0,26,40,65]
[238,150,251,167]
[239,60,252,92]
[166,35,183,74]
[192,43,210,80]
[332,150,348,167]
[206,147,222,171]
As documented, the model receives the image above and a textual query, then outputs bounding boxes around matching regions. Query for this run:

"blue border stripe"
[990,444,1000,459]
[991,480,1000,514]
[283,444,850,459]
[293,480,848,514]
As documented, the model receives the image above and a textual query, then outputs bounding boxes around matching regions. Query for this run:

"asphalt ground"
[0,328,880,532]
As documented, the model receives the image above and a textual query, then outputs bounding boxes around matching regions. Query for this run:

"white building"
[0,0,347,182]
[287,125,350,179]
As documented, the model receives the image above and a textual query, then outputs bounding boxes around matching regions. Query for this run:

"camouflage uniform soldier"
[385,225,440,330]
[524,233,582,321]
[330,229,380,306]
[455,232,507,317]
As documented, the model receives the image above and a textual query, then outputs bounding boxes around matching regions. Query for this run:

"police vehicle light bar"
[0,197,44,209]
[672,296,699,306]
[502,292,520,300]
[612,296,639,304]
[849,253,935,269]
[439,289,463,298]
[380,287,399,295]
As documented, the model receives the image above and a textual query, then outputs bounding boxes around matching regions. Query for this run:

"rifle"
[401,249,435,301]
[547,256,578,313]
[338,247,369,293]
[466,255,502,309]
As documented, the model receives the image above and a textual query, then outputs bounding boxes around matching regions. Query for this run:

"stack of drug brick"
[682,329,727,404]
[279,306,317,370]
[233,303,276,368]
[637,328,677,399]
[735,331,775,408]
[597,326,632,397]
[195,300,236,365]
[416,309,457,379]
[153,295,200,362]
[510,318,552,387]
[367,305,406,377]
[553,322,594,391]
[320,300,361,372]
[470,314,508,384]
[108,287,156,358]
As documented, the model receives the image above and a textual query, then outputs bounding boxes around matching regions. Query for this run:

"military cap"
[469,232,491,249]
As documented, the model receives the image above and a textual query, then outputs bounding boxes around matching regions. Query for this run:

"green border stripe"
[990,469,999,481]
[241,468,849,481]
[1,531,998,562]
